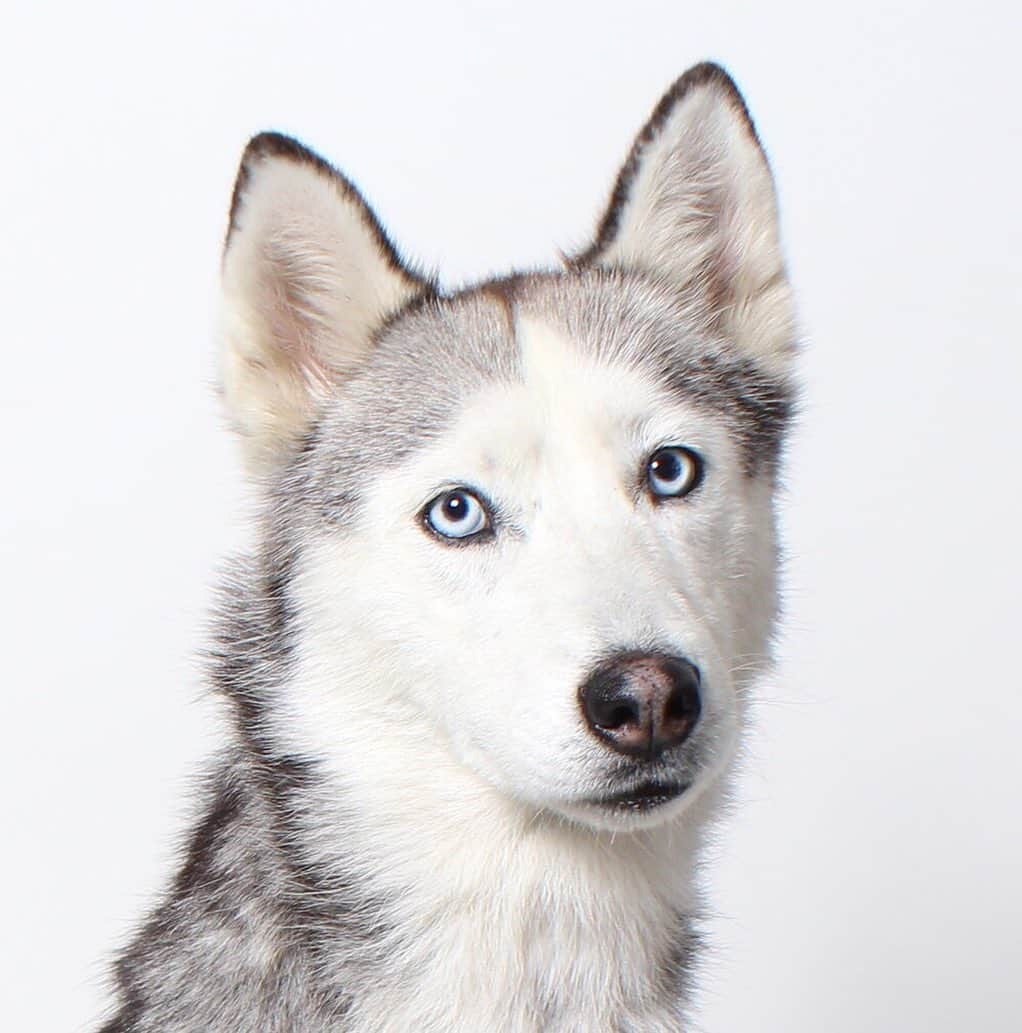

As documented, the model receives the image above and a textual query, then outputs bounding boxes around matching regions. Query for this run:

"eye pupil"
[651,452,680,481]
[442,493,468,521]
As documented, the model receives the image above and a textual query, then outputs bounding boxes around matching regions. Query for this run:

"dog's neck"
[266,736,712,1032]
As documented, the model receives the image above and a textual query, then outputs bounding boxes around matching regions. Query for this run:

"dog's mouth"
[589,780,690,813]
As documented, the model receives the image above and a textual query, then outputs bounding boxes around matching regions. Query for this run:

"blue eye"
[423,489,491,541]
[646,446,704,499]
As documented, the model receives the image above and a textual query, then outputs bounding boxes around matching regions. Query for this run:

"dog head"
[218,64,796,834]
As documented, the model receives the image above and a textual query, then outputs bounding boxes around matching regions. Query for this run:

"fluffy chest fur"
[300,767,712,1032]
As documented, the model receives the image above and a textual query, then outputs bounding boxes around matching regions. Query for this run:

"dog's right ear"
[220,133,428,477]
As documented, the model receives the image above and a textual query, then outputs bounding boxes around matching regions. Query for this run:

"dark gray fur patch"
[500,268,794,477]
[654,911,704,1014]
[664,355,791,476]
[277,288,522,532]
[100,760,350,1031]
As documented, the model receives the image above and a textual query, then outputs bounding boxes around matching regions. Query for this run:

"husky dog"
[101,62,797,1032]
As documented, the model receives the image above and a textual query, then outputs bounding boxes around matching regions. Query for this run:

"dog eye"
[423,489,491,541]
[646,446,703,499]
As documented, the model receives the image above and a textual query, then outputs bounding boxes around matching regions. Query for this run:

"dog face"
[218,65,795,834]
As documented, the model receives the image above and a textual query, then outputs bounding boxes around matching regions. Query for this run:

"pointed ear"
[220,133,429,476]
[577,63,795,369]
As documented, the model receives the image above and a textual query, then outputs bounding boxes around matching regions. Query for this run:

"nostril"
[659,658,701,746]
[665,692,688,721]
[602,703,639,731]
[665,682,697,721]
[581,667,644,736]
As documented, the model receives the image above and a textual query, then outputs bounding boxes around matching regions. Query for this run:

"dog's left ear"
[577,63,796,369]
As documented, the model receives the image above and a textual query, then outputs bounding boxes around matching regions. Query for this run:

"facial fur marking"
[486,269,793,479]
[515,294,792,479]
[661,354,793,477]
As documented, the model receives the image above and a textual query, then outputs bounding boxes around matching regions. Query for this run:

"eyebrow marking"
[659,354,794,476]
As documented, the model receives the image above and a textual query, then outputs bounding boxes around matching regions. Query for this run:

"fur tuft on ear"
[220,133,430,476]
[576,63,796,370]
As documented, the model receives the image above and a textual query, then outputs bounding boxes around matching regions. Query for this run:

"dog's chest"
[325,868,694,1033]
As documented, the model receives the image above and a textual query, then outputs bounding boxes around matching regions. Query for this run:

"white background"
[3,2,1020,1030]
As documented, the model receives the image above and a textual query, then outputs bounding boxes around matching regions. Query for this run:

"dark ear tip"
[675,61,740,93]
[240,131,331,172]
[226,131,339,249]
[662,61,760,145]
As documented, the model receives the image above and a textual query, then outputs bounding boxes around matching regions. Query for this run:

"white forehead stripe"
[517,314,583,396]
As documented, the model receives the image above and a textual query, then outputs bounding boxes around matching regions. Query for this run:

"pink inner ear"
[258,235,337,389]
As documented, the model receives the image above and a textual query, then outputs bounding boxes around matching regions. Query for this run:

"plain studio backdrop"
[3,2,1019,1030]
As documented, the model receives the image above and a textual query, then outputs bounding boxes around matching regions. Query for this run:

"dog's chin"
[554,779,697,833]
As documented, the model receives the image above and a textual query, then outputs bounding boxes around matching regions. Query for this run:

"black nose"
[580,652,701,759]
